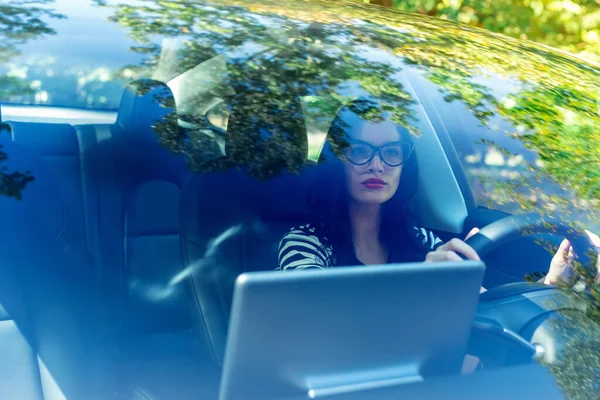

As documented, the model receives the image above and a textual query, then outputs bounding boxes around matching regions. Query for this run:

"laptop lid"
[219,260,485,400]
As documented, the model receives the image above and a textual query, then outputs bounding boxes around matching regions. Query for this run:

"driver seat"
[179,91,318,366]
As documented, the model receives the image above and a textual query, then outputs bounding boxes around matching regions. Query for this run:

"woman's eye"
[350,146,369,158]
[383,147,402,158]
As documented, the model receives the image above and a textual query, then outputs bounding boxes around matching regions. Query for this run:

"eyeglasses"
[344,140,414,167]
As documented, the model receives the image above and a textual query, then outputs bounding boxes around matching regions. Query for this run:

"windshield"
[1,0,150,110]
[1,1,600,399]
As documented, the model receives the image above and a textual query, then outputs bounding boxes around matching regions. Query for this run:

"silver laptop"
[219,261,485,400]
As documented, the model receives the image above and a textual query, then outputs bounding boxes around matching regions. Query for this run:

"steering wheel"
[466,212,598,287]
[462,212,598,369]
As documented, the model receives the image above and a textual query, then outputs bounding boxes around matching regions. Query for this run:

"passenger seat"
[79,80,221,399]
[2,81,222,399]
[79,79,196,335]
[0,136,114,399]
[1,120,88,255]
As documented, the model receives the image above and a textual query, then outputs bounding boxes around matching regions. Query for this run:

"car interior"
[0,73,589,399]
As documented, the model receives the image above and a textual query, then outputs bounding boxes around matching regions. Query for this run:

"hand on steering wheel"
[432,214,600,371]
[424,228,487,293]
[545,230,600,286]
[424,227,481,262]
[426,213,600,289]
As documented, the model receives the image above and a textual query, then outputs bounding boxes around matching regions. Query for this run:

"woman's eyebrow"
[350,139,372,145]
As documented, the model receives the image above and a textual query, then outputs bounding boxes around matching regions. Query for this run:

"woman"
[277,101,600,286]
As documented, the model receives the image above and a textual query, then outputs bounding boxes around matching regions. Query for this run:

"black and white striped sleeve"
[277,224,334,271]
[412,226,444,252]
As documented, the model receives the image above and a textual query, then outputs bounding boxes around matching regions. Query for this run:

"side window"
[424,78,600,232]
[431,95,538,214]
[428,79,600,225]
[301,95,343,162]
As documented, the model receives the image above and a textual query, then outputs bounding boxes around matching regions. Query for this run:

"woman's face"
[344,119,404,205]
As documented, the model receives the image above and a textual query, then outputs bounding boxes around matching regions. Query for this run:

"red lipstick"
[361,178,387,189]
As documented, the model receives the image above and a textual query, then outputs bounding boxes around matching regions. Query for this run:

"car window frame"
[407,72,477,214]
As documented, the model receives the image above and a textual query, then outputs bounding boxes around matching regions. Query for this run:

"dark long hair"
[308,100,421,265]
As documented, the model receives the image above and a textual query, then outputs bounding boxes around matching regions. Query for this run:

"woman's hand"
[544,230,600,286]
[425,227,481,263]
[425,228,487,293]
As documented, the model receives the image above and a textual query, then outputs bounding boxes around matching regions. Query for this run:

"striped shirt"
[277,223,444,271]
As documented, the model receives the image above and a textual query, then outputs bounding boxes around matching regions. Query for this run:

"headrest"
[223,84,308,179]
[4,122,79,156]
[218,83,316,218]
[116,79,177,144]
[0,106,9,137]
[188,159,336,234]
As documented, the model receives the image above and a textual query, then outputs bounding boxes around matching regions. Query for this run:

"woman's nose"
[368,153,384,173]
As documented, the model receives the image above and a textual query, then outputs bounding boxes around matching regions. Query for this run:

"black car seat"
[1,120,89,256]
[79,79,197,335]
[1,82,222,399]
[79,79,221,399]
[0,135,114,399]
[179,92,317,366]
[3,80,198,335]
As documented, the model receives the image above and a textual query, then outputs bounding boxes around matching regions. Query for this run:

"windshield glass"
[1,0,150,110]
[1,1,600,398]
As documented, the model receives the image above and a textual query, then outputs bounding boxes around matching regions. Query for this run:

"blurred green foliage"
[370,0,600,63]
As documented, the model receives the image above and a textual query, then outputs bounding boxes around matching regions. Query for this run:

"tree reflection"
[95,1,600,394]
[0,0,64,97]
[385,0,600,63]
[98,0,599,209]
[0,0,64,64]
[0,0,63,198]
[0,144,35,199]
[99,0,424,178]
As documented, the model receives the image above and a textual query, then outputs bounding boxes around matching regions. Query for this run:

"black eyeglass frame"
[344,140,415,167]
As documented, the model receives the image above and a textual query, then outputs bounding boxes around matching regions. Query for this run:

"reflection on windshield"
[130,224,244,302]
[2,0,599,238]
[2,1,600,397]
[1,0,145,109]
[95,0,599,228]
[0,1,62,101]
